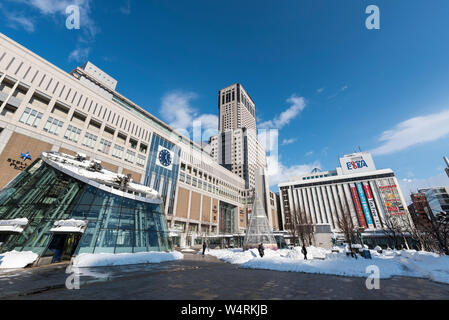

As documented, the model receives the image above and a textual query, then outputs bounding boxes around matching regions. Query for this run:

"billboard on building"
[340,152,376,175]
[375,179,405,216]
[350,183,368,228]
[362,182,382,228]
[356,182,375,229]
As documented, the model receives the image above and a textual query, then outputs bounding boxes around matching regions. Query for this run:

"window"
[139,143,148,154]
[129,139,138,150]
[125,150,135,163]
[19,107,43,128]
[98,138,112,154]
[82,132,97,149]
[64,125,81,142]
[112,144,124,159]
[136,154,146,167]
[43,117,63,135]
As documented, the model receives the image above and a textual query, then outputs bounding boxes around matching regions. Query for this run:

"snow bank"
[0,250,38,269]
[72,251,183,267]
[208,247,449,284]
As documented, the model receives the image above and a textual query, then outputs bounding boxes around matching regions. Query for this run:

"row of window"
[18,107,147,167]
[179,172,240,202]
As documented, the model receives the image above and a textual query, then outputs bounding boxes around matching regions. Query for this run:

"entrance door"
[43,233,82,263]
[61,233,82,261]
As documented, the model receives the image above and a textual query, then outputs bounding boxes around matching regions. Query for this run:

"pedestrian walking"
[301,245,308,260]
[258,243,265,258]
[202,242,207,255]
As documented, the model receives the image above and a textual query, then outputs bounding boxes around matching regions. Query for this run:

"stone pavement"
[1,253,448,300]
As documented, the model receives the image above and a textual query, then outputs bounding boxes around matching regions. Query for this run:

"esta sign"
[346,159,369,171]
[339,152,376,175]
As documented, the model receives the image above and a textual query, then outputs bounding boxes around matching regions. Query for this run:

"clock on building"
[158,149,172,167]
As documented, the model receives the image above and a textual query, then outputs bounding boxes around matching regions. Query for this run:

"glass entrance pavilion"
[0,152,170,265]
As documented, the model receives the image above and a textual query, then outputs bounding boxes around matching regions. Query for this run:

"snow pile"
[72,251,183,267]
[207,247,449,284]
[0,250,38,269]
[50,219,87,233]
[208,246,328,264]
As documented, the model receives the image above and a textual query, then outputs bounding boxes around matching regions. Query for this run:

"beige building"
[218,83,256,132]
[210,83,275,229]
[0,33,265,248]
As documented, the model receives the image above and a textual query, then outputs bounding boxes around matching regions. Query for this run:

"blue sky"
[1,0,449,196]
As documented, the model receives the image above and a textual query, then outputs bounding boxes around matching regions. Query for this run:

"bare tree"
[298,223,315,247]
[399,213,435,252]
[423,211,449,255]
[383,215,408,249]
[286,208,315,247]
[337,206,358,257]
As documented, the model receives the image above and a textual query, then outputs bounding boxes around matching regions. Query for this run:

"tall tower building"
[210,84,273,227]
[218,83,256,132]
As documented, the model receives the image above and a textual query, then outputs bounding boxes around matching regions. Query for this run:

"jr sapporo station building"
[0,33,280,249]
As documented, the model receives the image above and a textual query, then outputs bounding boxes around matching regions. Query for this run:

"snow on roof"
[41,152,160,201]
[0,218,29,233]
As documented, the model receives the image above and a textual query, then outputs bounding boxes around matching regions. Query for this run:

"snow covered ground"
[207,247,449,284]
[72,251,183,267]
[0,251,38,269]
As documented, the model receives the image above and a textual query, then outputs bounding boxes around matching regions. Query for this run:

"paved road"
[1,253,448,300]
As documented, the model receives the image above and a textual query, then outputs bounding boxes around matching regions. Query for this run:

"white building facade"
[279,152,413,245]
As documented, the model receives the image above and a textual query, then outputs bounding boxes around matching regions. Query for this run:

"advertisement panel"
[356,182,374,229]
[339,152,376,175]
[362,182,382,228]
[375,179,405,216]
[350,183,367,228]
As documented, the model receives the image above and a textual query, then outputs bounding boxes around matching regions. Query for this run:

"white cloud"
[68,47,90,62]
[6,15,35,32]
[159,91,218,141]
[328,85,349,99]
[259,94,306,129]
[399,173,449,204]
[281,138,296,146]
[9,0,98,60]
[305,151,314,157]
[267,155,320,187]
[371,108,449,156]
[317,88,324,93]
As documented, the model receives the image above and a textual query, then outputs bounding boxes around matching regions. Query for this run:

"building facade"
[218,83,256,132]
[0,33,257,248]
[408,193,432,231]
[278,152,413,246]
[417,187,449,218]
[210,83,274,229]
[444,157,449,178]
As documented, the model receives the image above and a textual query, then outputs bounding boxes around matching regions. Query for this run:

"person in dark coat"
[301,245,308,260]
[49,235,66,263]
[202,242,207,255]
[258,243,265,258]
